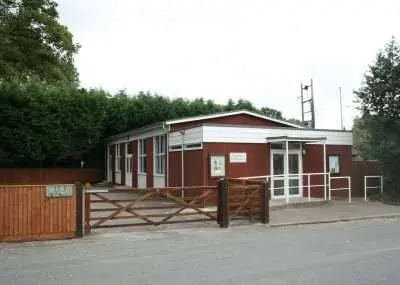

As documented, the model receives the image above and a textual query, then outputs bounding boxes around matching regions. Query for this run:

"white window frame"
[154,135,166,175]
[138,139,147,174]
[115,144,121,172]
[184,143,203,150]
[126,142,133,173]
[168,143,203,152]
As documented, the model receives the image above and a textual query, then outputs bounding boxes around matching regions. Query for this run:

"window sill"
[138,172,147,175]
[154,174,165,177]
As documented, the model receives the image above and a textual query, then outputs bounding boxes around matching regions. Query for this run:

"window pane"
[289,154,299,174]
[273,154,284,175]
[289,179,300,195]
[273,179,284,196]
[329,155,340,173]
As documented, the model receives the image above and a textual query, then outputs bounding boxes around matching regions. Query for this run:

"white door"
[137,139,147,188]
[125,155,132,187]
[125,142,133,186]
[271,150,302,199]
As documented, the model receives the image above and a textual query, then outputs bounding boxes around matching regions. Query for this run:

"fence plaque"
[46,185,73,198]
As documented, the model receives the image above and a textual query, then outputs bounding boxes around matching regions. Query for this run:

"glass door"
[271,150,302,199]
[272,153,285,198]
[288,153,301,196]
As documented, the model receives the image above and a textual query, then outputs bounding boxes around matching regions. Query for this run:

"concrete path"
[270,199,400,226]
[1,218,400,284]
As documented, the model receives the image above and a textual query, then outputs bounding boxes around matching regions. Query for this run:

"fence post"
[364,176,367,201]
[260,181,270,224]
[75,182,84,238]
[218,178,229,228]
[85,191,91,234]
[348,177,352,203]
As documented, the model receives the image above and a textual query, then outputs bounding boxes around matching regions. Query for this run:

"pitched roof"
[165,110,304,128]
[106,110,304,142]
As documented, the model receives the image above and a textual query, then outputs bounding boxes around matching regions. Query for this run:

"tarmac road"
[1,218,400,285]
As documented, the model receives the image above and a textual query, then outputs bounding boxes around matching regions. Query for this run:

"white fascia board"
[202,126,353,146]
[169,126,203,146]
[108,128,167,145]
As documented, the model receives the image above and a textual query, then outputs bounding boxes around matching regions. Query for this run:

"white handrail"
[330,176,351,203]
[237,172,330,203]
[364,175,383,201]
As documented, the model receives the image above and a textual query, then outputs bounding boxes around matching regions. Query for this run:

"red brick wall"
[132,140,138,188]
[303,145,352,198]
[168,150,203,187]
[146,138,153,188]
[120,143,126,185]
[203,143,269,186]
[169,113,292,131]
[184,150,203,186]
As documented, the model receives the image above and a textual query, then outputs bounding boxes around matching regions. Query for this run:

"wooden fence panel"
[351,160,382,196]
[0,185,78,242]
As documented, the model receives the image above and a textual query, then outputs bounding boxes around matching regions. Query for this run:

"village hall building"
[105,110,353,200]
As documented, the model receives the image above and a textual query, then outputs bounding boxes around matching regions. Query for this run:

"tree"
[354,38,400,197]
[0,0,80,83]
[260,107,283,119]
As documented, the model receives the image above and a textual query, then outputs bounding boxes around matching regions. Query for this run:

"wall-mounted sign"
[210,155,226,177]
[46,185,73,198]
[229,152,247,163]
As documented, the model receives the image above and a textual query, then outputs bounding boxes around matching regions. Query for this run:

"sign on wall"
[46,185,73,198]
[229,152,247,163]
[210,155,226,177]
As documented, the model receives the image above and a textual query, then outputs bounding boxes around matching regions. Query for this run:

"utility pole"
[310,79,315,129]
[300,83,304,123]
[339,86,344,130]
[300,79,315,128]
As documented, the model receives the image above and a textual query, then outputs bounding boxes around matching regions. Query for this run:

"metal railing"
[238,172,352,203]
[364,175,383,201]
[238,172,330,203]
[329,176,351,203]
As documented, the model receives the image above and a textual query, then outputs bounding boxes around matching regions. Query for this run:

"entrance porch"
[267,136,327,203]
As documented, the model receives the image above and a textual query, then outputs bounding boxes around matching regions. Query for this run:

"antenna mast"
[300,79,315,128]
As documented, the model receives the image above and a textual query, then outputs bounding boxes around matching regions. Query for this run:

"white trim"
[266,136,326,143]
[169,126,203,147]
[169,143,204,152]
[138,139,147,174]
[270,149,303,201]
[153,135,166,175]
[166,110,304,129]
[115,143,121,172]
[323,142,327,200]
[109,129,167,145]
[203,125,352,145]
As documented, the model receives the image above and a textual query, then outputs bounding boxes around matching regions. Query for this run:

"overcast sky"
[57,0,399,129]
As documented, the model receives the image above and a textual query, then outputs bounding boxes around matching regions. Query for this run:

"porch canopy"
[265,135,328,203]
[265,135,327,144]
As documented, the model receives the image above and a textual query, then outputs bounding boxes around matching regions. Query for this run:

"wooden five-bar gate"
[85,178,270,232]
